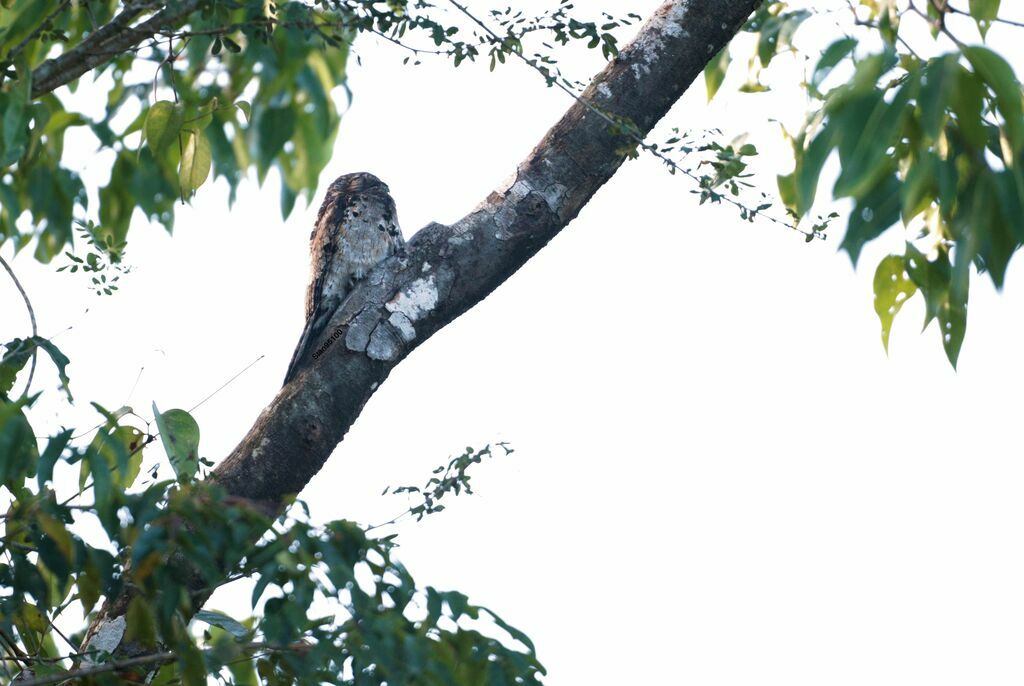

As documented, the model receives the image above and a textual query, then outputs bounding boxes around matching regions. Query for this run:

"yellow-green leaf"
[153,403,201,481]
[144,101,183,155]
[80,424,145,490]
[704,47,731,101]
[235,100,252,123]
[178,130,212,199]
[873,254,918,352]
[969,0,1001,37]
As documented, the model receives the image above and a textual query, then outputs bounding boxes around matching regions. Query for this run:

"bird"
[283,172,404,383]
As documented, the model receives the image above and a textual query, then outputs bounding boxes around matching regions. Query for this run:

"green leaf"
[811,37,857,94]
[234,100,252,123]
[482,606,537,654]
[831,80,913,200]
[196,610,249,639]
[125,595,157,646]
[37,512,74,571]
[178,130,212,199]
[939,271,968,369]
[179,642,207,686]
[153,403,200,481]
[950,65,989,150]
[190,98,218,130]
[969,0,1001,37]
[255,106,296,176]
[227,656,258,686]
[795,125,835,216]
[81,424,145,491]
[901,153,936,223]
[37,428,72,490]
[873,255,918,352]
[963,46,1024,159]
[0,395,37,488]
[0,338,34,396]
[144,101,184,155]
[81,437,116,530]
[918,55,958,141]
[905,243,951,328]
[704,47,731,102]
[32,337,71,401]
[756,10,810,68]
[776,171,798,216]
[841,174,902,266]
[967,173,1016,290]
[2,86,30,155]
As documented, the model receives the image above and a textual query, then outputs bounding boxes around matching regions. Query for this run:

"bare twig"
[188,354,266,413]
[446,0,819,239]
[946,3,1024,28]
[10,650,176,686]
[0,628,30,665]
[0,254,38,395]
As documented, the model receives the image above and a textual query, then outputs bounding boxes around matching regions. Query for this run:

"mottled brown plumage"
[284,172,404,383]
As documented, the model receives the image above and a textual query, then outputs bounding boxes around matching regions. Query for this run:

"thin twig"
[0,628,30,665]
[188,354,265,413]
[3,0,72,67]
[445,0,820,240]
[11,649,177,686]
[946,3,1024,28]
[0,254,38,395]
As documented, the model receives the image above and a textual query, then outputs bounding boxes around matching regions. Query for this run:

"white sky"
[4,1,1024,684]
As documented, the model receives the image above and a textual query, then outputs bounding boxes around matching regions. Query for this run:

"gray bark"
[83,0,762,656]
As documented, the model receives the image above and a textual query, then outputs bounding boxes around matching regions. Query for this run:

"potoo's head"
[328,172,390,197]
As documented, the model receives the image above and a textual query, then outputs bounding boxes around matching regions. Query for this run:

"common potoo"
[283,172,404,383]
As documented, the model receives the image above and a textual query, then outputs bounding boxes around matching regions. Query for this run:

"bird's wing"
[304,214,339,321]
[305,188,350,319]
[285,195,347,384]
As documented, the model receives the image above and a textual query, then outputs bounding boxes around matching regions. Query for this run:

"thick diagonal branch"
[30,0,201,99]
[84,0,762,655]
[213,0,761,503]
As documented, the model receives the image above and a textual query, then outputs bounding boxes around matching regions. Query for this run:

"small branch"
[0,254,38,395]
[30,0,202,99]
[3,0,72,67]
[908,0,967,47]
[11,650,176,686]
[11,641,298,686]
[446,0,815,239]
[187,354,266,413]
[0,628,30,665]
[946,3,1024,28]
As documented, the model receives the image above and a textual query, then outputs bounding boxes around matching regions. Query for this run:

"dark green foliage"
[1,403,543,684]
[712,1,1024,366]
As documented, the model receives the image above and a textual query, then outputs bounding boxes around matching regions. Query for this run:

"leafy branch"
[374,443,515,529]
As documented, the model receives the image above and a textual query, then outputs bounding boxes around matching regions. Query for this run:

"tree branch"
[9,651,176,686]
[81,0,763,657]
[29,0,201,99]
[214,0,762,503]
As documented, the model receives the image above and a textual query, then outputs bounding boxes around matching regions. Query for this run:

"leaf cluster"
[708,0,1024,366]
[0,384,544,684]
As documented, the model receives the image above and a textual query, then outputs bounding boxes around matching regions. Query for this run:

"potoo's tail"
[282,312,328,385]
